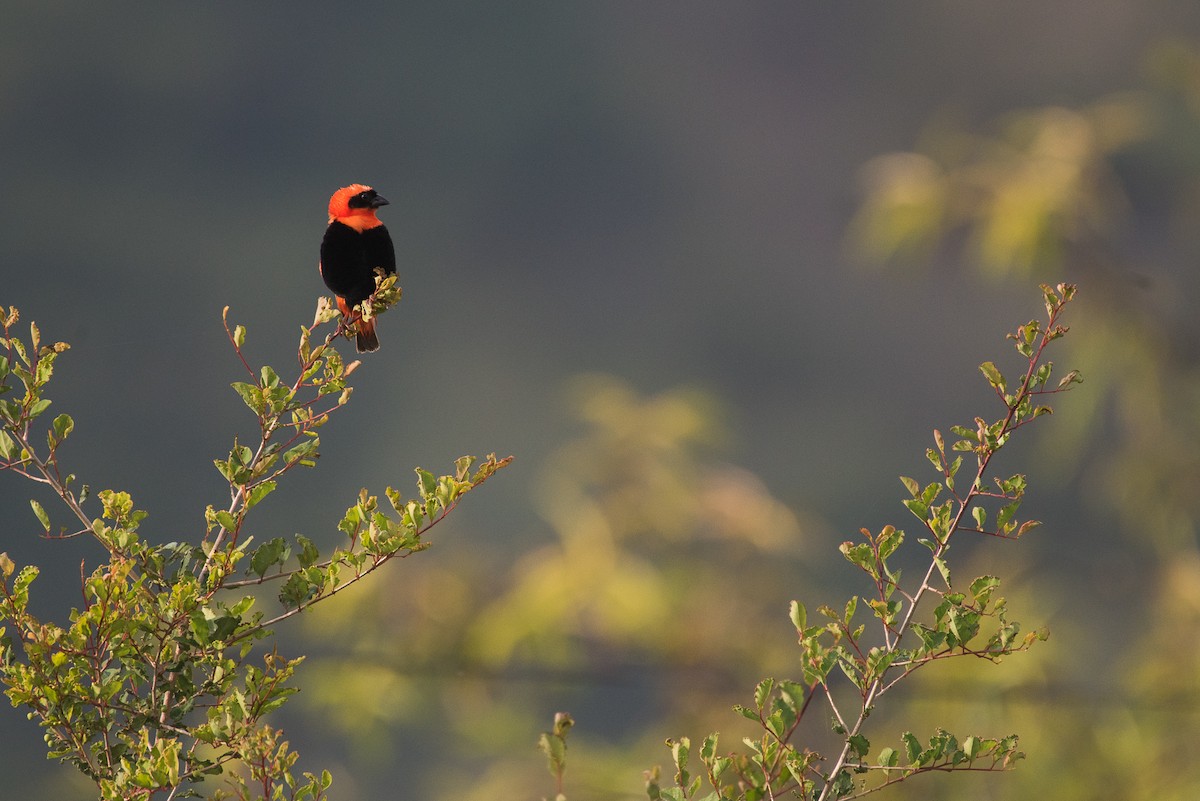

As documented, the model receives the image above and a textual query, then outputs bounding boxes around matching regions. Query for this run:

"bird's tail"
[335,296,381,353]
[355,317,380,353]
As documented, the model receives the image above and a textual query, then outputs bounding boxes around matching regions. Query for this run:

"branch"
[813,286,1075,801]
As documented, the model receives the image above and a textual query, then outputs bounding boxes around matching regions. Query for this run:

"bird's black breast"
[319,222,396,307]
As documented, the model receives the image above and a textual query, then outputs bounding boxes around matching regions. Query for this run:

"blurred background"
[4,3,1200,799]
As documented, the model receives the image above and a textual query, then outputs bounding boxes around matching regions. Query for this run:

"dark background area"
[2,3,1197,799]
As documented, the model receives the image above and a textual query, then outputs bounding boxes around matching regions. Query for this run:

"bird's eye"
[348,190,376,209]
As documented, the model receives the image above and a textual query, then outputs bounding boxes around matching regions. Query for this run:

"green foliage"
[643,284,1079,800]
[848,44,1200,799]
[290,371,809,798]
[0,301,509,799]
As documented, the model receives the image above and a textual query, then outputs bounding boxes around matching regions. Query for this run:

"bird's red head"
[327,184,390,230]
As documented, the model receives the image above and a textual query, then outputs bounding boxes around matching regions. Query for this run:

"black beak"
[369,195,390,208]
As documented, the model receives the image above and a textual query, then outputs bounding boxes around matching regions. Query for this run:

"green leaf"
[28,398,51,419]
[972,505,986,529]
[255,686,299,717]
[30,499,50,532]
[829,769,854,797]
[878,746,898,767]
[777,680,805,711]
[13,564,38,598]
[0,398,21,425]
[249,537,290,577]
[231,381,264,414]
[947,454,962,477]
[296,534,319,568]
[537,731,566,775]
[979,361,1005,392]
[244,480,277,512]
[847,734,870,758]
[279,573,316,608]
[839,541,877,577]
[963,736,980,760]
[867,599,901,627]
[899,475,919,497]
[454,454,477,481]
[753,678,774,712]
[789,600,806,632]
[415,467,437,499]
[934,557,951,587]
[902,731,921,764]
[283,438,320,468]
[876,525,903,560]
[338,504,362,537]
[51,413,73,442]
[669,737,690,787]
[996,500,1020,531]
[969,575,1000,606]
[733,704,759,722]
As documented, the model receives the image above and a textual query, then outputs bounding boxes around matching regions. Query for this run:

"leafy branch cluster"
[644,283,1081,801]
[0,290,509,800]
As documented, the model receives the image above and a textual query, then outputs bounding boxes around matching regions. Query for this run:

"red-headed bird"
[319,184,397,352]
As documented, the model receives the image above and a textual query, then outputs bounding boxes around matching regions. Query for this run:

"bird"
[319,184,397,352]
